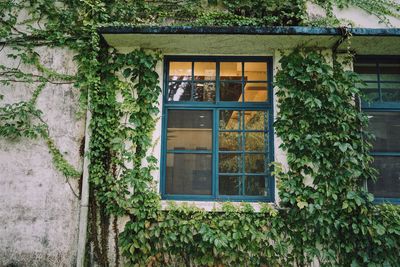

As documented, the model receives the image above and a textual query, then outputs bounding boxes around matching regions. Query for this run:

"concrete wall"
[307,2,400,27]
[0,46,84,266]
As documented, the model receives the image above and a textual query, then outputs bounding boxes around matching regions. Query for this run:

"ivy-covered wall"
[0,1,400,266]
[0,47,84,265]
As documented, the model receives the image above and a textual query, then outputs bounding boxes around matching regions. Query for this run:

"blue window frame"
[160,56,274,202]
[355,56,400,203]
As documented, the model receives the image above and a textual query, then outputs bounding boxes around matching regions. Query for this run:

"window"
[161,56,274,201]
[354,56,400,202]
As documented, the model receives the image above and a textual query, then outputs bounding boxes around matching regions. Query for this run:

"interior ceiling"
[102,33,400,55]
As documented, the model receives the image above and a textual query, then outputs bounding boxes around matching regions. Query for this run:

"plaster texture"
[0,46,84,266]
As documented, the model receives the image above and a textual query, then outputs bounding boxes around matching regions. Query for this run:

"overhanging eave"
[99,26,400,55]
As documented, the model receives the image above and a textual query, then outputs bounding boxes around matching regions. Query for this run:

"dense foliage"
[0,0,400,266]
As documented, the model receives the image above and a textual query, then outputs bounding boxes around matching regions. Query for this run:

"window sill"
[160,200,277,212]
[374,198,400,205]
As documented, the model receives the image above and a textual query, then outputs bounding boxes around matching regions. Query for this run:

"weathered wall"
[0,46,84,266]
[307,2,400,27]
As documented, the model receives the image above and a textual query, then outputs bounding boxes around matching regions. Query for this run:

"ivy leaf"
[297,201,308,209]
[374,224,386,236]
[334,142,351,152]
[123,68,131,78]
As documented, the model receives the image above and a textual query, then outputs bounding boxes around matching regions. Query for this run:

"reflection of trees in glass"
[219,155,239,175]
[219,110,267,178]
[245,176,265,196]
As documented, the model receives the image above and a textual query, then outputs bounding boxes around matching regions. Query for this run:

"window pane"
[220,82,242,101]
[244,62,267,81]
[220,62,242,81]
[354,63,378,81]
[169,62,192,81]
[381,82,400,102]
[194,62,216,80]
[167,110,212,150]
[165,153,212,195]
[168,82,192,101]
[359,82,379,102]
[245,154,266,173]
[219,153,242,173]
[219,176,240,195]
[379,63,400,82]
[219,132,242,151]
[245,132,266,151]
[219,110,241,130]
[367,111,400,152]
[245,176,266,196]
[368,156,400,198]
[245,110,267,130]
[194,82,216,102]
[244,82,267,102]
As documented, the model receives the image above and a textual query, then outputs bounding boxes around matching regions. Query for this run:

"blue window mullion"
[377,62,382,102]
[241,110,245,195]
[213,108,218,198]
[241,62,245,103]
[191,61,194,101]
[216,62,220,103]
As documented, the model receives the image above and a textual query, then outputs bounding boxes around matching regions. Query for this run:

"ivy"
[274,50,400,266]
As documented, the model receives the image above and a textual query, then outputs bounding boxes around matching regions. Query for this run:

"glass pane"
[194,82,216,102]
[219,110,241,130]
[165,153,212,195]
[219,153,242,173]
[368,156,400,198]
[381,83,400,102]
[367,111,400,152]
[220,62,242,81]
[379,63,400,82]
[219,132,242,151]
[244,82,267,102]
[220,82,242,101]
[245,154,266,173]
[194,62,216,80]
[244,62,267,81]
[359,82,379,102]
[354,63,378,81]
[245,110,267,130]
[167,110,212,150]
[169,62,192,81]
[245,132,266,151]
[245,176,266,196]
[168,82,192,101]
[219,176,240,195]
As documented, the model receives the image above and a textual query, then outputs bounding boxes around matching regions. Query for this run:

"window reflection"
[167,110,212,151]
[219,153,242,173]
[194,62,216,80]
[368,156,400,198]
[219,176,240,195]
[168,82,192,101]
[244,62,267,81]
[220,62,242,80]
[245,176,266,196]
[219,110,241,130]
[166,153,212,195]
[244,82,267,102]
[169,61,191,81]
[367,111,400,152]
[194,82,215,102]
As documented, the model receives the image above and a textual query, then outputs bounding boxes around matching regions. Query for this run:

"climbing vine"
[1,0,400,266]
